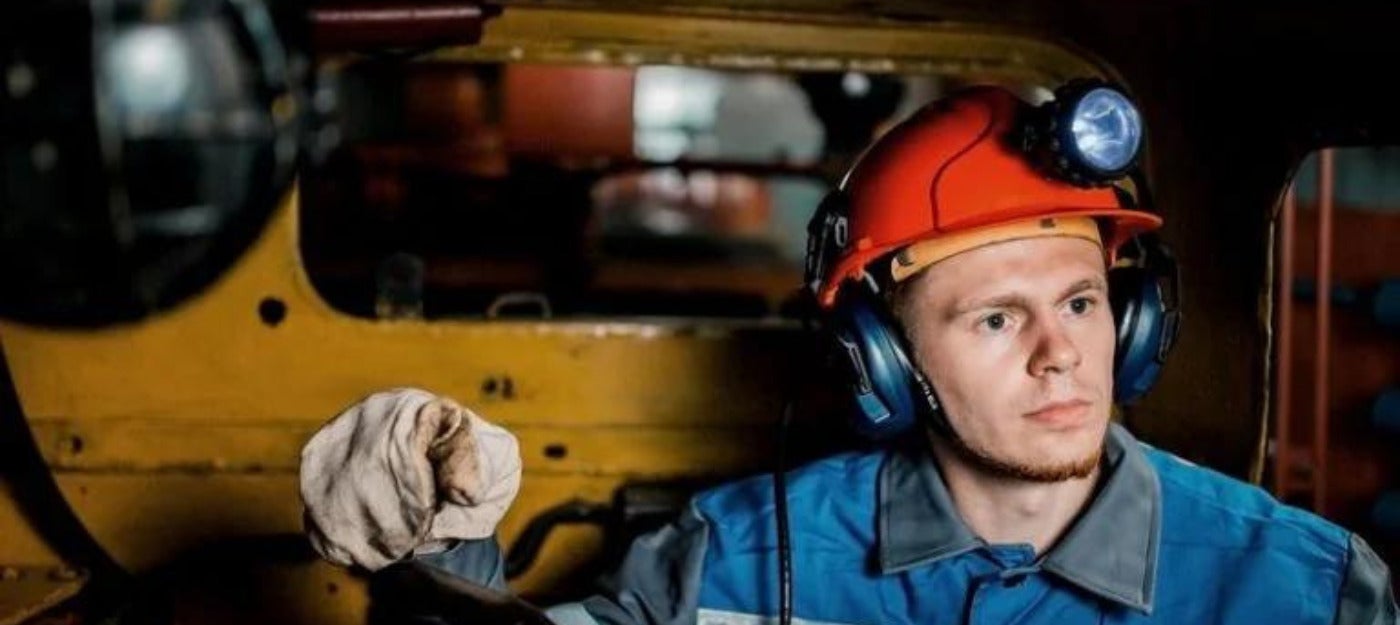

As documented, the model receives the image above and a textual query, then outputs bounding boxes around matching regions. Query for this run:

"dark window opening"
[300,61,1048,320]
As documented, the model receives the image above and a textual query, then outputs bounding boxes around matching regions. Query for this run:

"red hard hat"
[816,85,1163,307]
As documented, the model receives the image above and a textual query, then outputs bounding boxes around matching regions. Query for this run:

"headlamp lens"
[1069,87,1142,174]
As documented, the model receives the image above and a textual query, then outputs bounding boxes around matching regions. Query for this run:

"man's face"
[894,236,1115,482]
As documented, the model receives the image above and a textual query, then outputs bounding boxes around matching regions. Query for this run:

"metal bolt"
[6,63,35,98]
[31,141,57,172]
[272,93,298,122]
[312,86,336,115]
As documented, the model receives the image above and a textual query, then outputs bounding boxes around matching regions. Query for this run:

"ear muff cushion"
[832,288,924,438]
[1109,266,1166,404]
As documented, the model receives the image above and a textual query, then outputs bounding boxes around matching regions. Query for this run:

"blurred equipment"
[1293,277,1400,330]
[796,72,906,162]
[1374,387,1400,436]
[1372,491,1400,538]
[0,0,314,326]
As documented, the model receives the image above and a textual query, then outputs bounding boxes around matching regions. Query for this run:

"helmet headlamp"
[1021,79,1144,186]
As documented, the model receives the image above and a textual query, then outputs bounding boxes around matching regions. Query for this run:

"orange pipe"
[1313,148,1335,513]
[1276,184,1296,497]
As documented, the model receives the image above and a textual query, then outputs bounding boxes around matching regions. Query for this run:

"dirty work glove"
[300,388,522,570]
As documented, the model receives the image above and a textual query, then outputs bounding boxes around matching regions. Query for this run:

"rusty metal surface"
[0,565,85,625]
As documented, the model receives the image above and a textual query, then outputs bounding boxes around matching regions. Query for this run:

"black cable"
[774,298,824,625]
[783,189,841,625]
[774,399,795,625]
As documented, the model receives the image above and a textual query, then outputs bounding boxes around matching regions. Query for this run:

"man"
[300,85,1399,624]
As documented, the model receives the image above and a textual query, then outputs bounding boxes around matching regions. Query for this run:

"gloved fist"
[300,388,522,571]
[416,396,486,507]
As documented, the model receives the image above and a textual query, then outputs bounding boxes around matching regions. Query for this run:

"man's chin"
[950,436,1103,483]
[980,451,1102,482]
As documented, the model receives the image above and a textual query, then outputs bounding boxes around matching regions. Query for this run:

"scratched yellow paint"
[434,7,1106,84]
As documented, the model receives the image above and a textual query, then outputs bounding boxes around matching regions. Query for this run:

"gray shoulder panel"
[1336,534,1399,625]
[579,500,712,625]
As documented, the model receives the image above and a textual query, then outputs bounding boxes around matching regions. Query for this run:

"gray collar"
[877,423,1161,614]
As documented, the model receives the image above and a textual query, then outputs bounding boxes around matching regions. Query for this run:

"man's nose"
[1027,318,1082,377]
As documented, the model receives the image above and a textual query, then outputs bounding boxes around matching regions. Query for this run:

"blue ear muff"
[825,234,1181,439]
[829,285,940,440]
[1109,266,1165,403]
[808,189,941,440]
[1109,235,1181,405]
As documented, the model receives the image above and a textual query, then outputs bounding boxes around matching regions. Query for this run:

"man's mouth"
[1023,399,1093,427]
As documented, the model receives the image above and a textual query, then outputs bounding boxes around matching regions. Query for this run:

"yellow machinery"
[0,7,1102,623]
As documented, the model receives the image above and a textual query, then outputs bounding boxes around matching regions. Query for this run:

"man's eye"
[982,313,1007,331]
[1069,296,1095,315]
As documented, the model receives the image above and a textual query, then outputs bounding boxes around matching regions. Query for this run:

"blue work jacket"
[420,423,1397,624]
